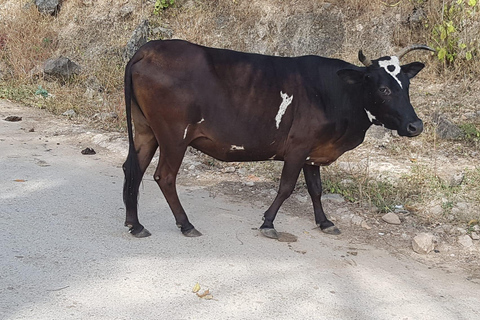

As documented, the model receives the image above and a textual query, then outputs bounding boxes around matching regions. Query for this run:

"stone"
[151,26,174,39]
[124,20,149,61]
[471,232,480,240]
[382,212,401,225]
[429,204,443,217]
[412,233,435,254]
[35,0,61,15]
[44,57,81,79]
[458,235,473,248]
[433,113,463,140]
[321,193,345,203]
[62,109,76,117]
[93,112,118,120]
[351,215,363,226]
[361,220,371,230]
[223,166,235,173]
[450,172,464,186]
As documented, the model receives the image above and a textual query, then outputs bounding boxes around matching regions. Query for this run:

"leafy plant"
[35,85,49,98]
[460,123,480,141]
[154,0,175,14]
[431,0,478,65]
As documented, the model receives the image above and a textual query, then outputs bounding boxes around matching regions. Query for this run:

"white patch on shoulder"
[183,124,190,139]
[275,91,293,129]
[364,109,377,123]
[378,56,402,89]
[230,145,245,151]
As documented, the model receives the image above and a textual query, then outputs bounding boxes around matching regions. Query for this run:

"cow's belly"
[190,137,277,162]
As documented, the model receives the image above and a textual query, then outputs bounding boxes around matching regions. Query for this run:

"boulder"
[35,0,61,15]
[124,20,149,61]
[44,57,81,79]
[382,212,401,225]
[458,235,473,248]
[412,233,435,254]
[433,113,463,140]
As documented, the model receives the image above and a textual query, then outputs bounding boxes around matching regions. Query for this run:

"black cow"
[123,40,433,239]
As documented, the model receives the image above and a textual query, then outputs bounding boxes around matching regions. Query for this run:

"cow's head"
[337,45,434,137]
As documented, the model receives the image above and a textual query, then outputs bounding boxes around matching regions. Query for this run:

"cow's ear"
[337,69,365,85]
[401,62,424,79]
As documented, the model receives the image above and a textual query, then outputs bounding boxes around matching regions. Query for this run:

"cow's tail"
[122,54,143,215]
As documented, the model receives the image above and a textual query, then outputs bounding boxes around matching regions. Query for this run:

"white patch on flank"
[269,154,276,160]
[230,145,245,151]
[378,56,402,89]
[364,109,377,123]
[275,91,293,129]
[183,124,190,139]
[197,118,205,124]
[306,156,311,161]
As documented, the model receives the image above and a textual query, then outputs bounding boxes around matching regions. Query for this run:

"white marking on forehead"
[378,56,402,89]
[275,91,293,129]
[230,145,244,151]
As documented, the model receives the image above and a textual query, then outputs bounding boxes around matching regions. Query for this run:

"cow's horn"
[358,50,372,67]
[396,45,435,60]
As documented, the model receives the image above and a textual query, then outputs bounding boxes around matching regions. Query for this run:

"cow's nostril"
[406,120,423,136]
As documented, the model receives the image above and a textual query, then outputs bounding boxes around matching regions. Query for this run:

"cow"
[122,39,433,239]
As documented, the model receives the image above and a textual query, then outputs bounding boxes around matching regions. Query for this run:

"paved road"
[1,101,479,320]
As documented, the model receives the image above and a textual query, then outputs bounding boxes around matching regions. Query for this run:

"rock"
[458,235,473,248]
[433,113,463,140]
[81,147,96,155]
[44,57,81,79]
[294,194,307,203]
[62,109,76,117]
[223,166,235,173]
[451,202,470,221]
[428,204,443,217]
[408,6,425,26]
[351,215,363,226]
[151,26,174,39]
[471,232,480,240]
[361,220,371,230]
[124,20,149,61]
[4,116,22,122]
[412,233,435,254]
[35,0,61,15]
[321,193,345,203]
[93,112,118,120]
[382,212,401,225]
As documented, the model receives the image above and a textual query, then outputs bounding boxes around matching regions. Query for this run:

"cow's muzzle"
[405,119,423,137]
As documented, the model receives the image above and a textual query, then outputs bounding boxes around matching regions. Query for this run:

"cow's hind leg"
[154,144,201,237]
[303,164,340,235]
[123,106,158,237]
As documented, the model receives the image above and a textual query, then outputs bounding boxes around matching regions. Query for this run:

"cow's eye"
[379,87,391,95]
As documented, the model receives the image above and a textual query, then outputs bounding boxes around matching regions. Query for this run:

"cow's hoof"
[129,226,152,238]
[260,228,279,239]
[182,228,202,237]
[321,226,341,235]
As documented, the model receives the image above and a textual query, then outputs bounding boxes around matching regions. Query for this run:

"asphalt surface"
[1,100,480,320]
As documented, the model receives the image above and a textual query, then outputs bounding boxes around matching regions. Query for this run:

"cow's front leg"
[303,164,340,235]
[260,159,304,239]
